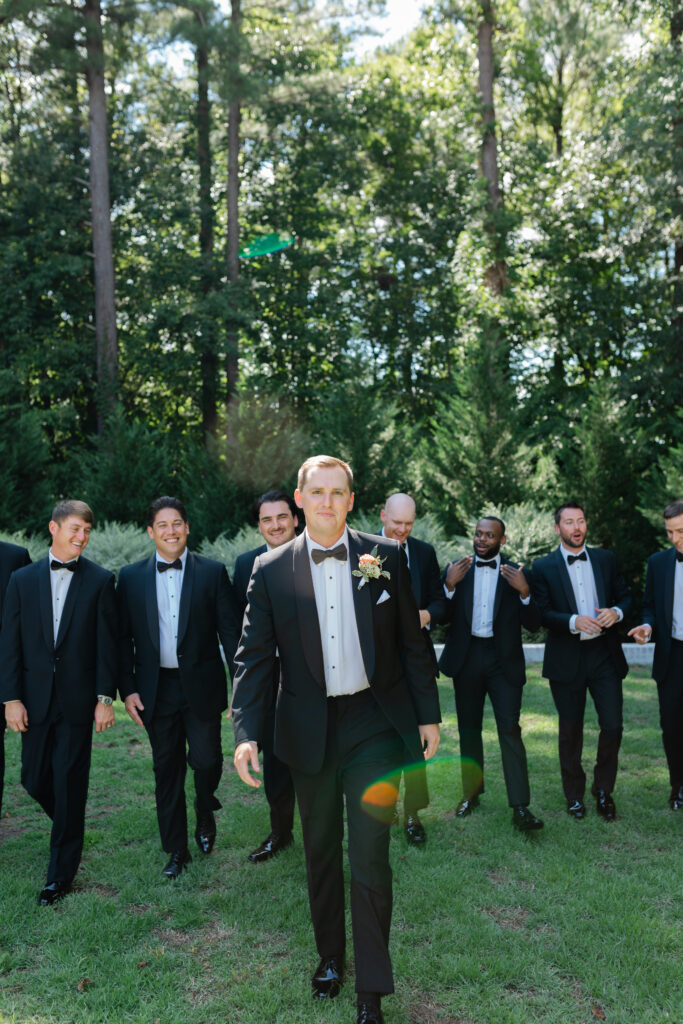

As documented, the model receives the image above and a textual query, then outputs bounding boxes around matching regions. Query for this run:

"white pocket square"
[376,590,391,605]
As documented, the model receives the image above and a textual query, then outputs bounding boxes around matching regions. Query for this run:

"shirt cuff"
[612,607,623,622]
[569,614,579,634]
[519,595,530,605]
[444,584,455,599]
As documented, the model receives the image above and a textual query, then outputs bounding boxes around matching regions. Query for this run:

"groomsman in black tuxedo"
[439,516,544,831]
[0,539,31,819]
[233,456,440,1024]
[117,497,241,878]
[0,501,117,905]
[628,500,683,809]
[233,489,297,863]
[379,492,446,844]
[532,503,631,820]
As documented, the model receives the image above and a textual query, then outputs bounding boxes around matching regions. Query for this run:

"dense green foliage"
[1,0,681,590]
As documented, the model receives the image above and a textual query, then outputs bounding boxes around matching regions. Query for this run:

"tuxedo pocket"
[376,590,391,605]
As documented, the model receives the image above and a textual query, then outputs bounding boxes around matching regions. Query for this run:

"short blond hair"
[297,455,353,492]
[51,499,94,525]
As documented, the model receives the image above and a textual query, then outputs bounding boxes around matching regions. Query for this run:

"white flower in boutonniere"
[352,546,391,590]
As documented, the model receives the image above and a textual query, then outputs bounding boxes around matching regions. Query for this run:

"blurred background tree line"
[0,0,681,603]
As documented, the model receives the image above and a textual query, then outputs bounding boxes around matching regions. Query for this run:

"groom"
[232,455,440,1024]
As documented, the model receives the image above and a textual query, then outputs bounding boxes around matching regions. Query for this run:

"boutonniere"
[352,546,391,590]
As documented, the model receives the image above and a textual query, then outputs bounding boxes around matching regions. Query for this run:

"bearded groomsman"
[440,516,544,831]
[233,456,440,1024]
[532,503,631,820]
[233,490,298,863]
[118,497,241,878]
[628,500,683,809]
[0,501,117,905]
[0,539,31,819]
[379,492,446,844]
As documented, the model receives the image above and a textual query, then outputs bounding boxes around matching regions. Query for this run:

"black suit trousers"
[453,637,530,806]
[145,669,223,852]
[548,637,623,800]
[0,703,5,818]
[21,691,92,884]
[260,666,295,835]
[658,638,683,787]
[290,690,404,996]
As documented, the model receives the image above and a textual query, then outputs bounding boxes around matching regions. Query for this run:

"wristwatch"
[97,694,114,706]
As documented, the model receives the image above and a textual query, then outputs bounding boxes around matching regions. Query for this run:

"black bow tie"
[51,559,77,572]
[567,552,588,565]
[311,544,347,565]
[476,560,497,569]
[676,551,683,563]
[157,558,183,573]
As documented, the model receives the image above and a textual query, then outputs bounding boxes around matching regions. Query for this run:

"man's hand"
[4,701,28,733]
[234,740,261,787]
[124,693,145,727]
[444,556,473,591]
[419,609,431,629]
[500,563,530,598]
[419,723,440,760]
[628,624,652,644]
[595,607,619,629]
[94,702,115,732]
[574,614,603,635]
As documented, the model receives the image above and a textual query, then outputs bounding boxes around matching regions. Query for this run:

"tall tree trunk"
[84,0,118,432]
[672,2,682,352]
[225,0,241,407]
[477,0,507,295]
[195,6,217,438]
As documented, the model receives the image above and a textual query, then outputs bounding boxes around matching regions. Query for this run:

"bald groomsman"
[379,492,446,844]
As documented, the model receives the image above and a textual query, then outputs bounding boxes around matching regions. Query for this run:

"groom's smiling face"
[295,467,354,547]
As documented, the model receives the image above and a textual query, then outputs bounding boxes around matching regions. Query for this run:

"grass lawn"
[0,667,681,1024]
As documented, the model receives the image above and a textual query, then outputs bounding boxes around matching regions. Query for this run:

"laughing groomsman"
[0,538,31,819]
[628,500,683,809]
[532,503,631,820]
[117,496,241,878]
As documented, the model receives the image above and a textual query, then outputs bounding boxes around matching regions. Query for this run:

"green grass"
[1,667,681,1024]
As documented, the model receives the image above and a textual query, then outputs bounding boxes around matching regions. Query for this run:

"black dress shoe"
[404,815,426,845]
[594,790,616,820]
[455,795,480,818]
[248,831,294,864]
[357,1002,385,1024]
[162,848,192,878]
[38,881,71,906]
[567,799,586,819]
[194,811,216,854]
[669,785,683,810]
[311,955,344,999]
[512,805,544,831]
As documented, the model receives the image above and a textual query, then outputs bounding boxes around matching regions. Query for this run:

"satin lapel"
[39,558,55,652]
[177,550,194,646]
[555,548,577,613]
[145,555,160,654]
[55,560,83,648]
[493,558,506,620]
[587,548,606,608]
[407,538,420,604]
[348,530,375,682]
[462,564,475,629]
[293,533,325,686]
[664,548,676,631]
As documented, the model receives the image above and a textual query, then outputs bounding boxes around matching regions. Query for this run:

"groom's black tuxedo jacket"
[531,546,631,683]
[641,547,679,685]
[232,529,440,776]
[233,544,267,618]
[117,551,241,724]
[0,555,118,725]
[438,557,541,687]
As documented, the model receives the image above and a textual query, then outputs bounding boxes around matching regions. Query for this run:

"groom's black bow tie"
[475,560,497,569]
[311,544,348,565]
[676,550,683,563]
[51,559,77,572]
[157,558,183,573]
[567,552,588,565]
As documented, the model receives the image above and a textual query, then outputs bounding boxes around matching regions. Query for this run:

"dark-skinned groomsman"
[0,539,31,819]
[628,500,683,810]
[379,492,446,845]
[117,497,241,879]
[233,489,298,863]
[532,502,631,820]
[440,516,544,832]
[233,456,440,1024]
[0,501,117,905]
